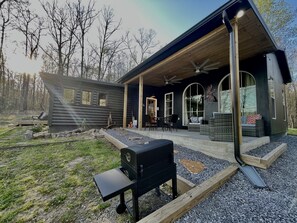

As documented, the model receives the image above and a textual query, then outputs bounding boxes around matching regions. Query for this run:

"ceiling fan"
[164,75,182,85]
[186,59,220,75]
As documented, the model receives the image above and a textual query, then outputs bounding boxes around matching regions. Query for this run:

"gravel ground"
[176,135,297,223]
[106,128,230,185]
[105,129,297,222]
[246,141,283,157]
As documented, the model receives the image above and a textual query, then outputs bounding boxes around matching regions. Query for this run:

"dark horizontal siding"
[47,77,125,129]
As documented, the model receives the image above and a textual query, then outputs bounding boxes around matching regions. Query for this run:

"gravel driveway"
[106,129,297,222]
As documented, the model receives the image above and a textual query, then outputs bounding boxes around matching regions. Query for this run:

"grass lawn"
[0,126,124,222]
[288,128,297,136]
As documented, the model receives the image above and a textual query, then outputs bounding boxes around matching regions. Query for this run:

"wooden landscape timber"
[241,143,287,169]
[138,165,238,223]
[16,120,48,126]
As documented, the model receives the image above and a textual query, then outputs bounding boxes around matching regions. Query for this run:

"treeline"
[0,0,160,113]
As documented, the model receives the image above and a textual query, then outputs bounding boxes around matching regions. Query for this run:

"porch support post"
[230,19,243,163]
[138,76,143,129]
[123,84,128,128]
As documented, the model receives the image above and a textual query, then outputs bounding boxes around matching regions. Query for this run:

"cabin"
[40,73,136,132]
[41,0,291,136]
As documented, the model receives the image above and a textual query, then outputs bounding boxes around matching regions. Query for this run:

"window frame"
[218,71,257,115]
[63,88,75,104]
[269,79,276,119]
[98,92,108,107]
[164,92,174,117]
[182,83,205,126]
[81,90,92,106]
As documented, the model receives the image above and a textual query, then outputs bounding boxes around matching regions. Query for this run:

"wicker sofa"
[209,113,264,141]
[241,114,264,137]
[187,116,203,132]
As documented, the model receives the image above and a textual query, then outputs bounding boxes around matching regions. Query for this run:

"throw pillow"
[247,114,262,124]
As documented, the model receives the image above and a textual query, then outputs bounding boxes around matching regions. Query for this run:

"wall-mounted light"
[236,10,245,19]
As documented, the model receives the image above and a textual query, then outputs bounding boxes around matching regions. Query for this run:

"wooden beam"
[123,84,128,128]
[241,143,287,169]
[138,76,143,129]
[262,143,287,168]
[138,165,238,223]
[99,129,127,150]
[241,154,266,169]
[166,175,196,195]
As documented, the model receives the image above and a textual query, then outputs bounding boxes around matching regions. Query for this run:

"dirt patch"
[179,159,205,174]
[66,157,84,170]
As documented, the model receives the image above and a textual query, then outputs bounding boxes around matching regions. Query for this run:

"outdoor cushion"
[190,116,199,123]
[247,114,262,124]
[241,116,247,124]
[241,123,255,127]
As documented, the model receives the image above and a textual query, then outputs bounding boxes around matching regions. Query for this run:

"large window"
[98,93,107,106]
[63,88,75,104]
[82,90,92,105]
[164,92,174,117]
[219,71,256,115]
[183,83,204,125]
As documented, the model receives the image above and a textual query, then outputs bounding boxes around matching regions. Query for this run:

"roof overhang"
[118,0,291,87]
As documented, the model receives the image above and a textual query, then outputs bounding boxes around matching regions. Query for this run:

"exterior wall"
[42,74,129,132]
[266,53,288,135]
[146,55,275,134]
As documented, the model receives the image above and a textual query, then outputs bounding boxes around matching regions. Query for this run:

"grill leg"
[172,176,177,199]
[132,189,139,222]
[116,193,126,214]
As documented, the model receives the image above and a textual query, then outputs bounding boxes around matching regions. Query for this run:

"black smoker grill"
[93,139,177,222]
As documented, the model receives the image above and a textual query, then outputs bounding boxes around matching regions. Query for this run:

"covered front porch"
[126,128,270,162]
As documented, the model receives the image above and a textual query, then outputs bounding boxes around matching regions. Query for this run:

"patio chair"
[209,112,233,142]
[162,114,179,131]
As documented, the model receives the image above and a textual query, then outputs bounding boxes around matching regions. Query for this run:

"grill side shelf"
[93,168,136,201]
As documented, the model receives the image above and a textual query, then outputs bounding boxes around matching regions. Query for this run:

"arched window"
[219,71,256,115]
[182,83,204,125]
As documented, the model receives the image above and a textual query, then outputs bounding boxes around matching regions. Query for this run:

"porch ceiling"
[126,9,276,87]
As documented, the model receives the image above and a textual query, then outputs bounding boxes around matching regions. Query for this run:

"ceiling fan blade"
[168,75,177,81]
[204,67,219,71]
[190,61,197,68]
[204,62,220,68]
[199,58,210,68]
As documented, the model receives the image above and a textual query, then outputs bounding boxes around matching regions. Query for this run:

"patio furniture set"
[145,114,179,132]
[188,112,264,142]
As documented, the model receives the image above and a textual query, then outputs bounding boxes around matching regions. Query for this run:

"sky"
[6,0,229,74]
[6,0,297,75]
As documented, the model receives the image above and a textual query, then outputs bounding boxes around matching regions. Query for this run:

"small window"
[64,88,75,104]
[269,79,276,119]
[282,90,286,121]
[82,91,92,105]
[98,93,107,106]
[164,92,174,117]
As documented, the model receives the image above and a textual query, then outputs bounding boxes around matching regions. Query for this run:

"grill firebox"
[94,139,177,222]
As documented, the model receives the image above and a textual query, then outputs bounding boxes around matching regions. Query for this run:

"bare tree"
[124,28,159,66]
[41,0,79,76]
[91,6,122,81]
[72,0,98,78]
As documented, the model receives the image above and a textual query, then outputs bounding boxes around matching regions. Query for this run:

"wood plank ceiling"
[126,9,277,87]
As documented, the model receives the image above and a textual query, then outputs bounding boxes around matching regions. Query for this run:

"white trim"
[164,92,174,117]
[218,71,257,114]
[182,83,205,126]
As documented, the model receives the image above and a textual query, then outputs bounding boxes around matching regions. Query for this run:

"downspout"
[222,11,245,166]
